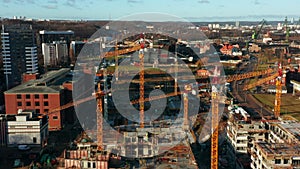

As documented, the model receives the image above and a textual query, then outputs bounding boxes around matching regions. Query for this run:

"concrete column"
[293,87,295,96]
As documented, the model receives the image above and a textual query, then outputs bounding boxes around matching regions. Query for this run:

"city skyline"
[0,0,300,22]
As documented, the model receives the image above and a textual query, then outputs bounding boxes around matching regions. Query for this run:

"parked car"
[13,159,22,168]
[18,145,30,151]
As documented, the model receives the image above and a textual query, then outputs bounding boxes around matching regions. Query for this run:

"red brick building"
[4,69,71,131]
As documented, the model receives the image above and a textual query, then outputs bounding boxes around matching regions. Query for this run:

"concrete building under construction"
[57,124,198,169]
[251,142,300,169]
[226,106,266,154]
[226,105,300,169]
[249,119,300,169]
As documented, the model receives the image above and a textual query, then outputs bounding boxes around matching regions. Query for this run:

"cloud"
[48,0,57,4]
[2,0,35,4]
[254,0,260,5]
[63,0,81,9]
[2,0,95,10]
[198,0,210,4]
[41,4,57,9]
[127,0,142,3]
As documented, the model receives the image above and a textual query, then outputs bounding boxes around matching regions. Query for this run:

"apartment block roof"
[256,142,300,158]
[5,68,70,94]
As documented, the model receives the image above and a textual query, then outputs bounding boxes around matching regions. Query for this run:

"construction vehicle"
[246,19,266,53]
[285,16,290,43]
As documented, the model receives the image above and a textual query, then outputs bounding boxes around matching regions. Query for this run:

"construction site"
[2,16,300,169]
[56,31,299,169]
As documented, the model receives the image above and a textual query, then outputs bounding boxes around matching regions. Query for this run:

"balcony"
[3,57,11,60]
[1,39,9,43]
[237,135,248,140]
[237,130,248,134]
[261,159,269,168]
[236,143,248,147]
[250,162,258,169]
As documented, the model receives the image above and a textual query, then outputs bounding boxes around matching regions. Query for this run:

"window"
[275,159,281,164]
[33,137,37,143]
[93,162,96,168]
[26,102,31,106]
[26,94,30,99]
[88,162,91,168]
[44,109,49,112]
[27,126,33,128]
[17,102,22,106]
[43,94,48,99]
[132,137,136,142]
[34,94,39,99]
[17,94,22,99]
[53,116,58,120]
[284,159,289,164]
[36,109,40,114]
[293,160,300,166]
[35,102,40,106]
[44,102,49,106]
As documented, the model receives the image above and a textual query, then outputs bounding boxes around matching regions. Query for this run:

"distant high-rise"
[235,21,240,28]
[42,41,68,67]
[39,30,74,67]
[1,24,38,89]
[25,46,38,74]
[70,41,85,64]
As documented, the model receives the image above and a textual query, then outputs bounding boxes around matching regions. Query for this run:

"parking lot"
[0,146,40,168]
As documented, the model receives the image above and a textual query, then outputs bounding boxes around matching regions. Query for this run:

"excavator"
[246,19,266,53]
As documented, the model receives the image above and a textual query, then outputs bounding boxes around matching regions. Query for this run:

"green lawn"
[256,64,271,71]
[253,94,300,121]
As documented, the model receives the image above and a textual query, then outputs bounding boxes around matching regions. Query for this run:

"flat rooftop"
[279,121,300,141]
[256,142,300,158]
[39,30,74,35]
[5,68,70,94]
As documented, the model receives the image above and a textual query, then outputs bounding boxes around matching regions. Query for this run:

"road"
[231,56,273,118]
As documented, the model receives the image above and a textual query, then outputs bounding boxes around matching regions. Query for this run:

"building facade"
[42,41,68,67]
[1,24,37,89]
[39,30,74,67]
[63,143,109,169]
[25,46,38,74]
[6,110,48,147]
[4,68,71,130]
[227,106,267,154]
[251,142,300,169]
[0,116,6,146]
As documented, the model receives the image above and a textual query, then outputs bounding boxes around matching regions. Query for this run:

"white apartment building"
[227,106,266,154]
[25,46,38,74]
[251,142,300,169]
[6,110,48,147]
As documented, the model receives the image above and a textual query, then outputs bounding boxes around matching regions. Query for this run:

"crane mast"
[274,63,283,119]
[96,83,104,150]
[211,88,218,169]
[139,38,145,128]
[274,77,282,119]
[183,85,192,130]
[210,65,220,169]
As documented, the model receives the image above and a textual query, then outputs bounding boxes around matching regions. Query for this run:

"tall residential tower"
[1,24,38,89]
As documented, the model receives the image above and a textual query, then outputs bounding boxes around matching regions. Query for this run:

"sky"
[0,0,300,22]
